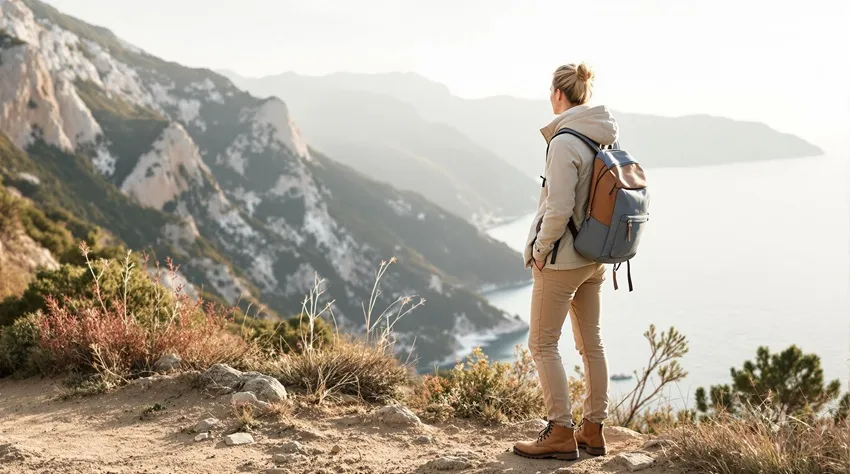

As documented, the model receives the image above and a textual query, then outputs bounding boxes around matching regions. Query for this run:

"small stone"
[242,376,288,402]
[231,391,271,412]
[152,353,182,373]
[194,432,210,442]
[224,433,254,446]
[273,453,306,463]
[616,452,655,472]
[414,435,433,444]
[264,470,289,474]
[135,374,172,390]
[372,405,421,427]
[330,444,342,455]
[424,456,472,471]
[203,364,244,391]
[641,437,672,449]
[278,440,306,454]
[606,425,644,441]
[193,417,220,433]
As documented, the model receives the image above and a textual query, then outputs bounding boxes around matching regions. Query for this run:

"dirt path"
[0,375,675,474]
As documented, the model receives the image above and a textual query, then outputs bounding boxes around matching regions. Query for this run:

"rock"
[242,376,288,402]
[616,452,655,472]
[277,440,306,455]
[231,391,271,412]
[330,444,342,455]
[193,417,220,433]
[415,435,434,444]
[194,432,210,442]
[203,364,244,391]
[135,374,173,390]
[224,432,254,446]
[642,437,672,449]
[606,425,644,441]
[152,353,182,373]
[424,456,472,471]
[273,453,306,463]
[372,405,421,427]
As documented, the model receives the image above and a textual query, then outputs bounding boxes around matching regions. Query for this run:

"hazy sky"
[43,0,849,148]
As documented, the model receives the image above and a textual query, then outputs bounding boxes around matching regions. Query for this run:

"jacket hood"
[540,105,619,146]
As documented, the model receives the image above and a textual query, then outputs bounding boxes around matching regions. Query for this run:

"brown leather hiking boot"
[575,419,607,456]
[513,421,579,461]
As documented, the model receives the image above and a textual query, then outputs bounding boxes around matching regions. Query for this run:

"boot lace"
[537,421,555,442]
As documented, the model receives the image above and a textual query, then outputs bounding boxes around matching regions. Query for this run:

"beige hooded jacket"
[523,105,619,270]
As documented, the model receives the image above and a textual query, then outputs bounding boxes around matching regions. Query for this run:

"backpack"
[547,128,650,291]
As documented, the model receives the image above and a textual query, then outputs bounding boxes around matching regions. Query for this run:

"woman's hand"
[533,259,545,271]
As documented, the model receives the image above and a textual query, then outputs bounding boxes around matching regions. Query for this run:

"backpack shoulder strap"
[547,128,600,240]
[547,128,602,155]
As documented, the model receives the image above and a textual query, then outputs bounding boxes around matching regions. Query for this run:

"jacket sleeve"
[532,138,580,262]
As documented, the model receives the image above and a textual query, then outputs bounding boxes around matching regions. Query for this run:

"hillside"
[0,0,528,365]
[254,72,824,177]
[223,71,537,228]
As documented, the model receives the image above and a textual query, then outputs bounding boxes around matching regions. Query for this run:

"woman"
[513,63,618,461]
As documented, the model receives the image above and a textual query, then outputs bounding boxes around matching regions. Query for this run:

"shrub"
[0,187,21,237]
[236,313,333,354]
[695,345,841,420]
[671,409,850,474]
[413,346,544,424]
[24,244,248,384]
[609,325,689,432]
[0,248,172,326]
[0,312,42,377]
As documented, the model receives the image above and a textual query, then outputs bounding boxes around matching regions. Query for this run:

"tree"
[696,345,841,419]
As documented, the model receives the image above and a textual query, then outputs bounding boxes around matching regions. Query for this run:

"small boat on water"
[610,373,633,381]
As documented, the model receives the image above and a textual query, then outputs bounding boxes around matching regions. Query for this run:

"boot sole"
[512,447,579,461]
[577,442,607,456]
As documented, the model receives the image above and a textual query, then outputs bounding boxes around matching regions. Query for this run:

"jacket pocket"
[609,215,649,259]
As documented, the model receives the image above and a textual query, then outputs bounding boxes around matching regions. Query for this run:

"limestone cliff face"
[0,0,102,152]
[120,123,212,211]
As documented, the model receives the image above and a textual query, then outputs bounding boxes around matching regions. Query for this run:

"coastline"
[434,313,529,371]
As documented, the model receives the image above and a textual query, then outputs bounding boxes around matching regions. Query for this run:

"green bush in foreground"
[0,312,42,377]
[695,345,841,420]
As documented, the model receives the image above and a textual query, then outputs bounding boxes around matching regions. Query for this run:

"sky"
[43,0,850,149]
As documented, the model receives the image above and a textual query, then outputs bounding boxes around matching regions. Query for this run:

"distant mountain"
[222,71,537,228]
[0,0,529,365]
[256,72,823,177]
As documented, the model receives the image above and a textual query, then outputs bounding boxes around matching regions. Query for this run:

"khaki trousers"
[528,263,609,426]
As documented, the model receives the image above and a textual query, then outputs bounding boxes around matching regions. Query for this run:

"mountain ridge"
[231,70,823,177]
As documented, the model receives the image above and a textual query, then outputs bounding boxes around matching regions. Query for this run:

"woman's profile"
[513,62,618,461]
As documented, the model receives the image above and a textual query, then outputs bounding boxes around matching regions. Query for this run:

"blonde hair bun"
[576,63,594,83]
[552,62,595,105]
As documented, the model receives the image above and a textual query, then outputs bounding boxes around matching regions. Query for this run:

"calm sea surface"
[480,154,850,405]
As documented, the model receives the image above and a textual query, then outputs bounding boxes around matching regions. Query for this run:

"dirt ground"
[0,375,677,474]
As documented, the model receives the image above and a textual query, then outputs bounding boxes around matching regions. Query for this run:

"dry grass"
[411,346,544,424]
[670,411,850,474]
[249,259,418,404]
